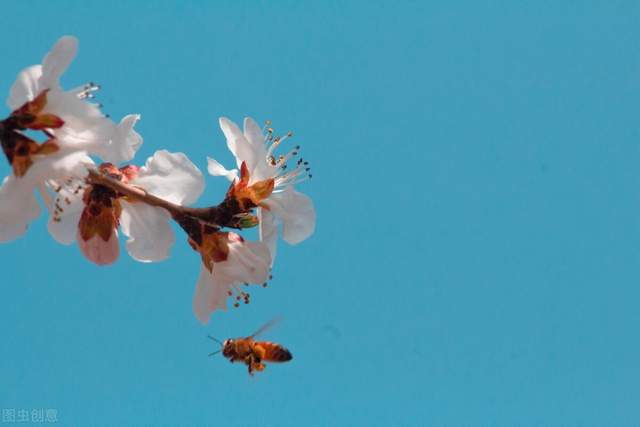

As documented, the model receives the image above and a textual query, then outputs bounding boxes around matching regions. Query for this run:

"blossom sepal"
[226,161,274,210]
[230,212,259,229]
[9,90,65,130]
[0,127,60,177]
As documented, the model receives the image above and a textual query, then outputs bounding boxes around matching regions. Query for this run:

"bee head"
[222,339,234,357]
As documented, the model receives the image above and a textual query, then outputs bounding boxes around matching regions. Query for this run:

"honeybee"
[208,318,293,375]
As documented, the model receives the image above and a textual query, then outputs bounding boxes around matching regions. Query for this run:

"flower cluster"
[0,36,315,324]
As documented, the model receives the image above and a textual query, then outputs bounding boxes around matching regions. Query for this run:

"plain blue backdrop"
[1,1,639,425]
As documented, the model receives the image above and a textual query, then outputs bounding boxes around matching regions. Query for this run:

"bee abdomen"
[261,342,293,362]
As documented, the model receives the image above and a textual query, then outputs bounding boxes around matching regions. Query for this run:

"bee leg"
[251,353,265,372]
[255,356,264,371]
[245,354,262,375]
[244,355,253,373]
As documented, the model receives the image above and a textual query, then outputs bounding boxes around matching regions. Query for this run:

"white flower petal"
[7,36,78,111]
[192,237,271,324]
[108,114,143,163]
[0,176,40,242]
[219,117,259,173]
[243,117,265,148]
[120,201,175,263]
[43,90,107,153]
[264,187,316,245]
[56,113,142,164]
[243,117,274,181]
[77,229,119,266]
[218,117,243,157]
[40,36,78,90]
[131,150,204,205]
[47,186,84,245]
[45,88,102,122]
[258,207,278,265]
[7,65,43,110]
[193,266,232,324]
[206,156,238,182]
[27,150,92,184]
[226,238,271,284]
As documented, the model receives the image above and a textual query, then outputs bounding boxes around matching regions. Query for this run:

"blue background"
[1,1,639,425]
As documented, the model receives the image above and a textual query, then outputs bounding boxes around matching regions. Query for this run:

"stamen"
[73,82,101,100]
[282,176,313,187]
[263,127,274,144]
[266,136,282,157]
[228,284,252,308]
[278,131,293,145]
[274,162,312,188]
[275,147,300,168]
[47,177,88,223]
[258,122,312,190]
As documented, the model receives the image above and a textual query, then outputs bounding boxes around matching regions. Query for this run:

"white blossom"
[208,117,316,262]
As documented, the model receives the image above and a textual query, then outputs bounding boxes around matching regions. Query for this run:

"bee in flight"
[208,318,293,375]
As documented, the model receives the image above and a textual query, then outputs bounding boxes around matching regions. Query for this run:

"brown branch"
[87,169,185,216]
[85,169,238,229]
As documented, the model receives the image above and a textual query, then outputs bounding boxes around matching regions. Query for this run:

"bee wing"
[249,316,282,339]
